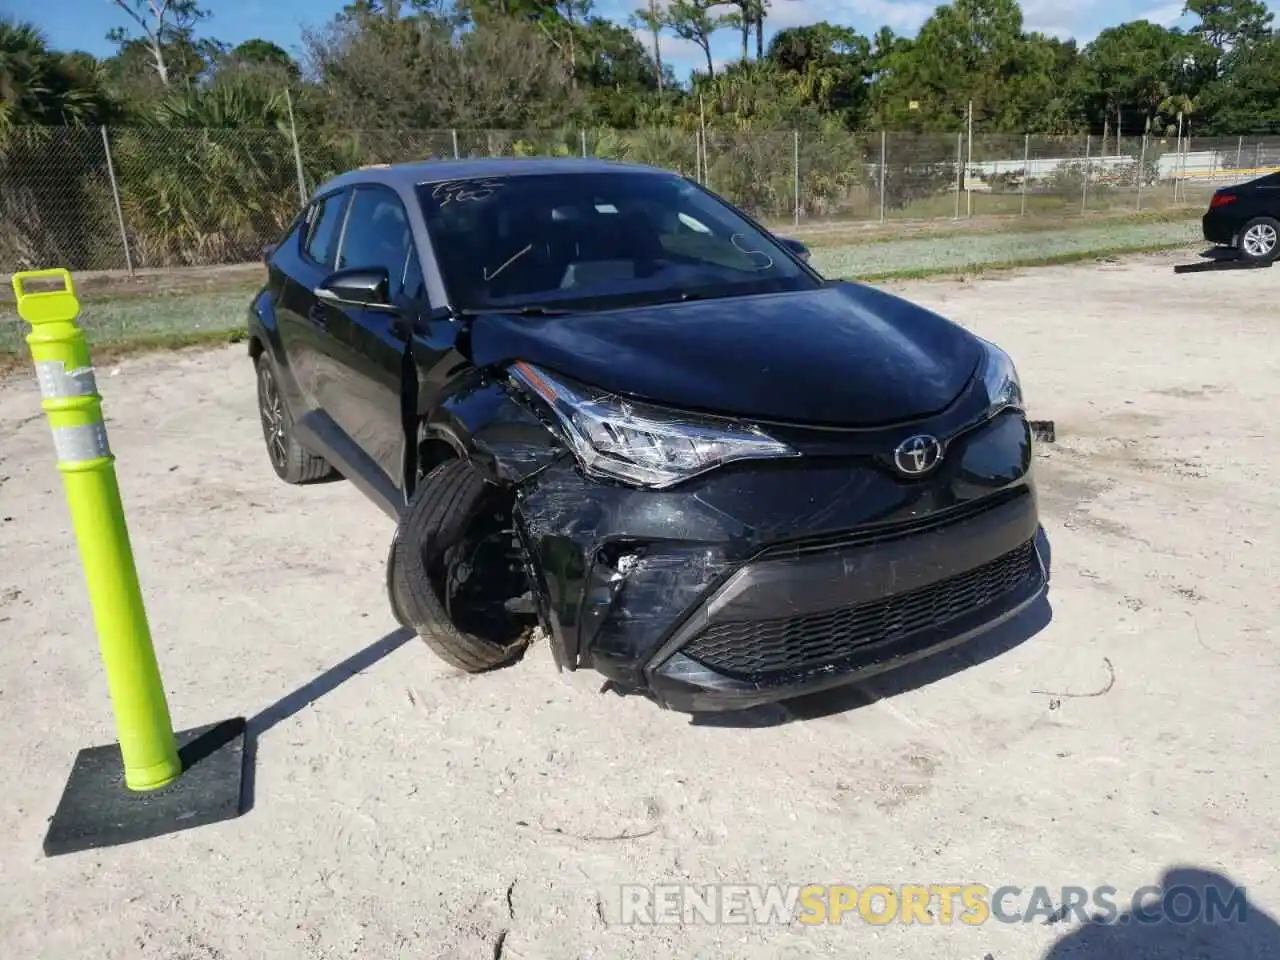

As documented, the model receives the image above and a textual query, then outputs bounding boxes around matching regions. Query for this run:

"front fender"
[420,369,567,486]
[417,370,574,667]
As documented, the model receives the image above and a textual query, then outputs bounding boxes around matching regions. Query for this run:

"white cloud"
[1019,0,1194,40]
[766,0,935,32]
[1135,2,1187,26]
[630,27,712,63]
[1020,0,1096,37]
[1029,24,1077,40]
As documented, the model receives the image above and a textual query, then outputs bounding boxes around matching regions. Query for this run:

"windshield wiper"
[644,289,746,307]
[505,305,578,316]
[452,305,579,318]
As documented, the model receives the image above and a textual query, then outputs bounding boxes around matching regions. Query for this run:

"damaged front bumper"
[644,496,1045,711]
[513,409,1047,712]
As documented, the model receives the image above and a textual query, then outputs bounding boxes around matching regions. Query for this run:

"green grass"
[810,218,1201,277]
[0,215,1205,369]
[889,184,1214,222]
[850,241,1189,282]
[764,183,1212,242]
[783,204,1201,250]
[0,285,256,363]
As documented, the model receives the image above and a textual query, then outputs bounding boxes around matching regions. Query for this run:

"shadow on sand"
[1043,867,1279,960]
[239,626,416,812]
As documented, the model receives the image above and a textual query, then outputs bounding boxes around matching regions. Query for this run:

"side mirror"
[315,267,394,309]
[779,236,811,262]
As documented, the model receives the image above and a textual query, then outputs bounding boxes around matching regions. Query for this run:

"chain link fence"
[0,127,128,272]
[4,125,1280,274]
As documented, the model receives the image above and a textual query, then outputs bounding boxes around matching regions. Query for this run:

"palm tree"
[0,19,110,135]
[1157,92,1196,138]
[111,79,314,265]
[630,1,664,93]
[0,20,50,134]
[754,0,768,61]
[594,127,695,172]
[0,19,117,270]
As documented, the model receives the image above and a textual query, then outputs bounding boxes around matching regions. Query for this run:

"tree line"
[5,0,1279,137]
[2,0,1278,270]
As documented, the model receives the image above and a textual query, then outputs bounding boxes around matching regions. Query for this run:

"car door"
[313,184,419,489]
[276,188,350,418]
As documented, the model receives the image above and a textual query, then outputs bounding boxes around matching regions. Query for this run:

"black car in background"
[1203,171,1280,263]
[247,157,1047,712]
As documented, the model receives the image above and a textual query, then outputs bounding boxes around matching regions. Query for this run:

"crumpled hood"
[469,282,983,427]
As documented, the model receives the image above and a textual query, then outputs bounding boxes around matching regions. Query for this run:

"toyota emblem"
[893,434,943,476]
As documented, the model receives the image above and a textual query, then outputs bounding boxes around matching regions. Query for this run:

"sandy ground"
[1,250,1278,959]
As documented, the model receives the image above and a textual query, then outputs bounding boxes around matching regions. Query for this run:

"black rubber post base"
[43,718,248,858]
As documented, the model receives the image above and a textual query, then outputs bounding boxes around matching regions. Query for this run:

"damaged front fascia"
[426,355,1038,678]
[444,371,756,675]
[509,410,1037,678]
[512,460,743,681]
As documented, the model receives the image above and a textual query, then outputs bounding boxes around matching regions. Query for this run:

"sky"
[7,0,1278,78]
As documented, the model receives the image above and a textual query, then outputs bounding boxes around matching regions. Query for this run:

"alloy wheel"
[258,364,288,468]
[1242,223,1278,258]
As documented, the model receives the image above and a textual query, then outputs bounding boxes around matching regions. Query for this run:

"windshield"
[415,171,819,312]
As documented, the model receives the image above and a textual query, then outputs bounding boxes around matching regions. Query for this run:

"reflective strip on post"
[36,360,112,464]
[51,422,111,463]
[35,360,99,400]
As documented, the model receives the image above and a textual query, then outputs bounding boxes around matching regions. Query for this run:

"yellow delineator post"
[12,268,182,792]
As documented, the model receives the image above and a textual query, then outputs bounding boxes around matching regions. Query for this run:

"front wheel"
[389,459,536,673]
[1238,216,1280,264]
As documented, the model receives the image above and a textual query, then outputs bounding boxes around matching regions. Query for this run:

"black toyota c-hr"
[246,156,1047,712]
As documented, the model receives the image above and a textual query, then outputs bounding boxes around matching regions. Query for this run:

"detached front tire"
[390,459,534,673]
[255,352,334,484]
[1238,216,1280,264]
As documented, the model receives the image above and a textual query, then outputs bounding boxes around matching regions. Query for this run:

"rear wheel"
[1238,216,1280,263]
[255,353,334,484]
[390,458,536,673]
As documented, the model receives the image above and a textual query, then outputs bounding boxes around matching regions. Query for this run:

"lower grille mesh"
[683,539,1037,680]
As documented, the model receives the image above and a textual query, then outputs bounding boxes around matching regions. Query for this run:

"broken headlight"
[508,361,799,489]
[980,339,1024,416]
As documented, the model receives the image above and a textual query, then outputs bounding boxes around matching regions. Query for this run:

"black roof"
[316,156,671,197]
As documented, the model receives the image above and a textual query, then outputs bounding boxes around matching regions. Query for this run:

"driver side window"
[335,185,414,298]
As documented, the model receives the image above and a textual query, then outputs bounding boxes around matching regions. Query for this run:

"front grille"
[754,487,1028,561]
[682,539,1037,680]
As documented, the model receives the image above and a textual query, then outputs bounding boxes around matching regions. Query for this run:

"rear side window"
[303,192,348,266]
[275,209,307,250]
